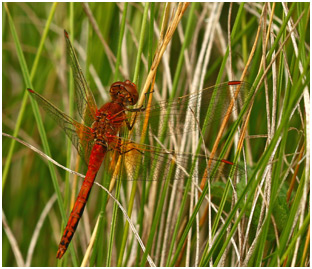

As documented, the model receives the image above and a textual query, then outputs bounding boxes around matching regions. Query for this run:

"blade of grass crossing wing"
[135,4,155,264]
[144,4,199,264]
[57,5,73,267]
[166,4,246,266]
[60,5,75,266]
[4,3,78,265]
[116,3,150,265]
[200,6,299,263]
[201,58,309,266]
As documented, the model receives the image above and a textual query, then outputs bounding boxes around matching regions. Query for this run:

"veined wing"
[106,137,244,182]
[27,88,94,164]
[64,30,97,126]
[130,81,251,139]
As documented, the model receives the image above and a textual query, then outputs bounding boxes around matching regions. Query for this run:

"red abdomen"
[56,144,106,259]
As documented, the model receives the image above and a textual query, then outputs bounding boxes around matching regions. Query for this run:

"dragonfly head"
[110,80,138,106]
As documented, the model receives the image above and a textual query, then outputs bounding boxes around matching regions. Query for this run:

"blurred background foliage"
[2,2,310,266]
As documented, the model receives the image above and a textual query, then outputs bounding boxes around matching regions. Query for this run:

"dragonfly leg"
[126,105,145,112]
[121,147,143,155]
[124,113,140,130]
[125,89,155,129]
[112,138,143,155]
[126,89,154,113]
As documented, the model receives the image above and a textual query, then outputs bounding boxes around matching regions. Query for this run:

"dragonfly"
[27,30,248,259]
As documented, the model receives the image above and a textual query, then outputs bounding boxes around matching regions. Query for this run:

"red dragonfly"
[27,30,248,259]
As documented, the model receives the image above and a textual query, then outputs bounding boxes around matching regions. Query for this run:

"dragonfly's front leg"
[125,90,154,130]
[120,145,144,155]
[124,108,144,130]
[112,136,144,156]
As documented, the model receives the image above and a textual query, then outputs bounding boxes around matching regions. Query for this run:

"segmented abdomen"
[56,144,106,259]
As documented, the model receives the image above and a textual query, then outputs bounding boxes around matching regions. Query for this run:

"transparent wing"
[27,88,94,164]
[64,30,97,126]
[130,81,250,139]
[104,136,244,182]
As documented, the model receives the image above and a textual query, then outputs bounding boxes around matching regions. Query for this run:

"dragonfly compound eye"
[123,80,138,105]
[110,82,123,100]
[110,80,138,105]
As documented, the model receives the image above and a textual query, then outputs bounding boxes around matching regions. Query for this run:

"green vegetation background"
[2,2,309,266]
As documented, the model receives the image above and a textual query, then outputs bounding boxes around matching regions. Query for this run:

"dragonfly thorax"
[91,102,127,145]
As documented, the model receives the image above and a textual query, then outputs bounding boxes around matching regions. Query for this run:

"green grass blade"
[117,3,150,265]
[2,3,57,188]
[4,3,78,265]
[114,2,128,81]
